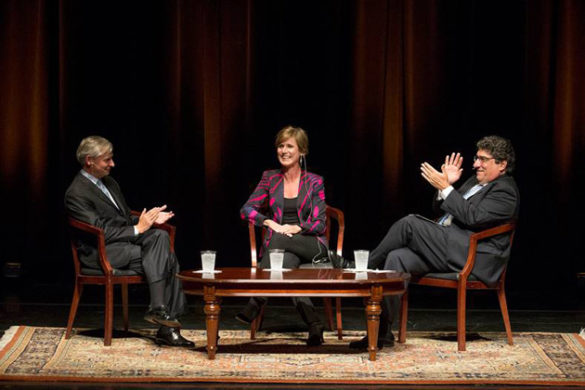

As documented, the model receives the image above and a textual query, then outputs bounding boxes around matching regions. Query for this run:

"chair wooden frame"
[400,221,516,351]
[65,211,176,346]
[247,205,345,340]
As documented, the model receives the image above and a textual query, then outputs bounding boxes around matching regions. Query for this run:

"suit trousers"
[369,214,455,332]
[110,229,187,319]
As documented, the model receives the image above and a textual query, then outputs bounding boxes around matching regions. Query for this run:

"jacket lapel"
[102,178,126,215]
[79,173,122,213]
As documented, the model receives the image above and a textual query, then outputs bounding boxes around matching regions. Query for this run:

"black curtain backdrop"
[1,0,584,303]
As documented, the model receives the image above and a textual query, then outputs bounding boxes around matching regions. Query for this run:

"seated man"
[65,135,193,347]
[350,135,520,349]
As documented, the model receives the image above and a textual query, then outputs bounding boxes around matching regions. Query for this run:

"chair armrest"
[459,221,517,278]
[130,210,176,252]
[68,217,113,275]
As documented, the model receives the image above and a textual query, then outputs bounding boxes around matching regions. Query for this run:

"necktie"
[96,180,119,209]
[438,184,484,226]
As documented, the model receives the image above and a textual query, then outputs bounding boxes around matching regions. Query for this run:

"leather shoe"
[349,331,395,350]
[307,323,325,346]
[144,306,181,328]
[155,327,195,348]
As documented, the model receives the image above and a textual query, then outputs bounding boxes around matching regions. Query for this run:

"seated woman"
[236,125,328,346]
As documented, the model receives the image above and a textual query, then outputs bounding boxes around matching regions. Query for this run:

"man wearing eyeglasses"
[349,135,519,350]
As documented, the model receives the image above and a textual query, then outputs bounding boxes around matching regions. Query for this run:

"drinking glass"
[201,250,216,272]
[353,249,369,271]
[269,249,284,270]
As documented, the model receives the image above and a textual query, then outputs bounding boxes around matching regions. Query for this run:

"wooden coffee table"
[178,267,410,361]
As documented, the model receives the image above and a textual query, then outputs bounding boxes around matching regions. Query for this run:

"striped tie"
[96,180,119,209]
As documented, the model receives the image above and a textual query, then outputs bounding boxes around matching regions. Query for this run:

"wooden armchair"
[65,211,176,346]
[400,221,516,351]
[247,205,345,340]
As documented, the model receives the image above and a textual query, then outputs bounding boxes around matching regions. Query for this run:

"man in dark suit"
[65,136,193,347]
[350,135,519,349]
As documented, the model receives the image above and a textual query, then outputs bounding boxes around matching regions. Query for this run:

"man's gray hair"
[476,135,515,174]
[76,136,113,165]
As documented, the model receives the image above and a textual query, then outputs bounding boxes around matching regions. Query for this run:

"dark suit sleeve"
[65,185,137,244]
[440,178,518,229]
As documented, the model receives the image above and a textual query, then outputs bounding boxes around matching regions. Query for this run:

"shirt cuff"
[133,226,139,236]
[440,186,455,200]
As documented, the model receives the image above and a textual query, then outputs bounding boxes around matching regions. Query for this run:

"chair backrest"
[247,205,345,268]
[461,220,517,286]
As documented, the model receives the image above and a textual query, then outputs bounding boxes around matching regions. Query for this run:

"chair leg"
[335,297,343,340]
[398,291,408,343]
[456,285,467,351]
[104,282,114,346]
[322,298,334,331]
[65,281,83,339]
[122,283,129,333]
[250,304,265,340]
[497,287,514,346]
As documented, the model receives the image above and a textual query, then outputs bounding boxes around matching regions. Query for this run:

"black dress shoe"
[306,323,325,346]
[349,332,395,350]
[144,306,181,328]
[155,327,195,348]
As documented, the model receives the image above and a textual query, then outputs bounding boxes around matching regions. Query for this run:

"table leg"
[203,286,221,359]
[365,285,383,361]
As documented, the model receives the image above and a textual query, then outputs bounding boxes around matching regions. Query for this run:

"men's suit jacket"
[65,172,140,268]
[240,169,328,255]
[433,174,520,286]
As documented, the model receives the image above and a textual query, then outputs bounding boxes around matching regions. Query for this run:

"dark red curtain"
[1,0,584,297]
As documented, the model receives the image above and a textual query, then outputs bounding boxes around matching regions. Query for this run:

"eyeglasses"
[473,155,496,163]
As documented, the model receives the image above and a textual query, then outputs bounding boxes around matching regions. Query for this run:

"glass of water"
[354,249,369,271]
[269,249,284,270]
[201,250,216,272]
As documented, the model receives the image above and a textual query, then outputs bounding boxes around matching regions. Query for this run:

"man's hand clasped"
[136,205,175,234]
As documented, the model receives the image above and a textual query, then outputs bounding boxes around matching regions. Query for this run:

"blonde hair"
[274,126,309,155]
[76,136,113,165]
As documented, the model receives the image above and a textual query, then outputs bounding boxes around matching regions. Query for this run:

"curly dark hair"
[476,135,515,174]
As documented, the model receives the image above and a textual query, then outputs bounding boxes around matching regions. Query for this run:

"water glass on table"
[353,249,369,271]
[201,250,216,272]
[269,249,284,270]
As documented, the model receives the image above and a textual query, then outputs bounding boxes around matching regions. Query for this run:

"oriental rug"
[1,326,585,385]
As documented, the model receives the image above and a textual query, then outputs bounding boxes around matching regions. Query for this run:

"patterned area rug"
[1,326,585,385]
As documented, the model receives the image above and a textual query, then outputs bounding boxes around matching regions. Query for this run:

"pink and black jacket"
[240,169,327,254]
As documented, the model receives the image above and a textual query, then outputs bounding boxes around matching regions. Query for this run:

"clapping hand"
[420,162,450,190]
[137,205,173,233]
[442,152,463,185]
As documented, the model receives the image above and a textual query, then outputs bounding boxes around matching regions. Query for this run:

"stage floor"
[1,276,584,389]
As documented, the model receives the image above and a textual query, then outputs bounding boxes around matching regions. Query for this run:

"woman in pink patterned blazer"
[236,126,328,346]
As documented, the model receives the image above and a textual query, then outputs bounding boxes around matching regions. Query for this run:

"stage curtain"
[0,0,584,288]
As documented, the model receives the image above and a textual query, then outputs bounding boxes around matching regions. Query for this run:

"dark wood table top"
[178,267,410,297]
[179,267,408,283]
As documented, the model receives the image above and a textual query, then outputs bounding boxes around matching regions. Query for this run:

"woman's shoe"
[306,323,325,346]
[348,331,395,350]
